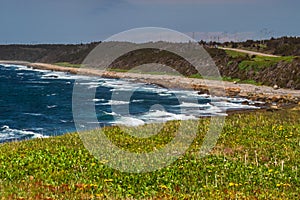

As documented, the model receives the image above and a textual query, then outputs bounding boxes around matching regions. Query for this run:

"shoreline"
[1,60,299,107]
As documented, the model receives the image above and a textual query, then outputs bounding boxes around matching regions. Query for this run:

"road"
[219,47,280,58]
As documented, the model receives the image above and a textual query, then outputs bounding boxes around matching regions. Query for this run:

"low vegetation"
[235,56,295,72]
[206,48,300,89]
[222,37,300,56]
[55,62,82,68]
[223,49,295,75]
[0,107,299,199]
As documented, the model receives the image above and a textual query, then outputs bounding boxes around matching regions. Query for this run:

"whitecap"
[92,98,105,102]
[0,125,48,141]
[212,102,259,110]
[113,117,145,126]
[47,105,58,109]
[23,113,43,116]
[42,72,93,80]
[140,110,197,123]
[174,102,211,108]
[158,93,172,96]
[131,99,144,103]
[101,100,129,105]
[103,111,119,116]
[46,93,57,96]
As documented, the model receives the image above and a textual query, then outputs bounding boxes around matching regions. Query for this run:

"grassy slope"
[0,107,299,199]
[224,49,295,71]
[217,49,297,86]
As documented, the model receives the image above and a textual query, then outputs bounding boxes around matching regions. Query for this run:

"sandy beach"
[1,60,299,106]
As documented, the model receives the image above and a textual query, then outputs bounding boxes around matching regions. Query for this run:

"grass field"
[0,107,299,199]
[224,49,295,72]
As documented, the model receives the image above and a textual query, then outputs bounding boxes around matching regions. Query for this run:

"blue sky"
[0,0,299,44]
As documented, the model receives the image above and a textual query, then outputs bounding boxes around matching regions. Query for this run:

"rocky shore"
[1,61,299,108]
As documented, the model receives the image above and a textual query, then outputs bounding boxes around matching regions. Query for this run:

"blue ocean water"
[0,64,259,143]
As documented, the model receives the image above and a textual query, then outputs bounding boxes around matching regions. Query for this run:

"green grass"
[108,68,181,76]
[107,68,129,73]
[222,77,262,85]
[0,108,299,199]
[55,62,82,68]
[191,76,262,85]
[225,50,248,58]
[252,55,294,63]
[240,79,263,85]
[222,76,240,82]
[224,50,295,72]
[238,56,294,71]
[189,73,203,79]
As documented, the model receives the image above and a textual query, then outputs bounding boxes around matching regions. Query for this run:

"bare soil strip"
[218,47,280,57]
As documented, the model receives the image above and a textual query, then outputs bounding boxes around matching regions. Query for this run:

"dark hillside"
[0,43,99,64]
[0,39,299,89]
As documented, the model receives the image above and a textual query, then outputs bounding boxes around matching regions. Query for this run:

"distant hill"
[0,37,299,89]
[0,43,99,64]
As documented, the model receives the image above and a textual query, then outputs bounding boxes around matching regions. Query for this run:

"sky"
[0,0,299,44]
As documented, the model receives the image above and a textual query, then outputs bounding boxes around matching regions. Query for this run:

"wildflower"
[229,182,235,187]
[96,193,103,197]
[100,160,108,164]
[90,184,98,188]
[159,185,168,190]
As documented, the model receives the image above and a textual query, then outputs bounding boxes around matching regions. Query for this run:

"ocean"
[0,64,259,143]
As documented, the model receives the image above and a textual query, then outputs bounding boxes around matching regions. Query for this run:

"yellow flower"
[91,163,96,167]
[229,182,235,187]
[276,183,281,187]
[104,179,113,182]
[100,160,108,164]
[90,184,98,188]
[268,169,273,173]
[159,185,168,190]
